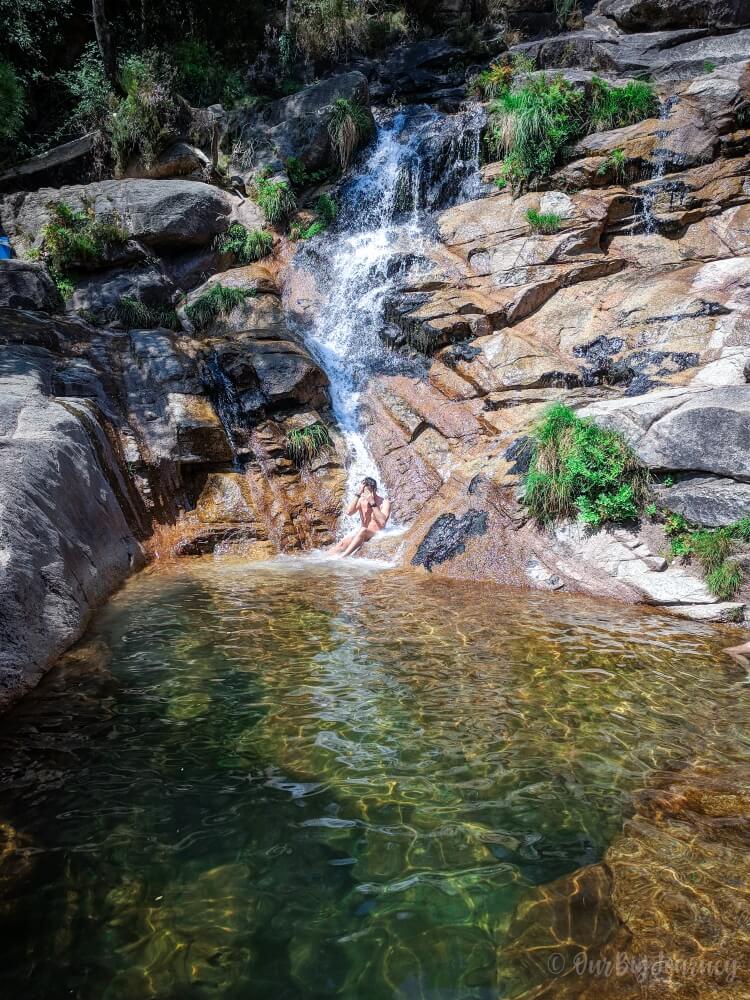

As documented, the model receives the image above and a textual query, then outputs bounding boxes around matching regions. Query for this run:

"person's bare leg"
[342,528,374,557]
[725,640,750,669]
[329,531,357,555]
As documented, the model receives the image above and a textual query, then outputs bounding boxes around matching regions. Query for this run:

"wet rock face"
[411,510,488,571]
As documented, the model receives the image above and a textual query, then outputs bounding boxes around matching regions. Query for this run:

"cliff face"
[2,1,750,703]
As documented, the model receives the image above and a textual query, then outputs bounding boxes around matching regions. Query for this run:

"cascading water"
[639,97,677,234]
[202,352,245,471]
[285,104,486,533]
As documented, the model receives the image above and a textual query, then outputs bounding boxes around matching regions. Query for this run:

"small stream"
[0,559,747,999]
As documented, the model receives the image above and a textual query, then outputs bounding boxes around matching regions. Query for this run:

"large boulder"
[0,259,62,311]
[654,474,750,526]
[0,355,145,709]
[69,262,178,322]
[0,179,232,253]
[597,0,750,31]
[228,71,372,175]
[582,385,750,479]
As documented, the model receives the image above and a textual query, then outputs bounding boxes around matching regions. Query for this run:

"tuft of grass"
[285,422,332,465]
[328,96,374,171]
[526,208,563,233]
[554,0,580,27]
[589,77,658,131]
[523,402,650,527]
[597,146,627,182]
[255,177,297,225]
[289,193,337,241]
[663,514,750,599]
[217,223,273,264]
[116,296,180,330]
[487,75,585,181]
[315,193,337,225]
[185,282,255,331]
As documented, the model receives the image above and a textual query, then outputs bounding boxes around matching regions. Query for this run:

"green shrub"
[470,63,514,101]
[589,77,658,131]
[0,60,25,142]
[285,422,332,464]
[116,296,180,330]
[39,201,127,287]
[185,282,255,331]
[523,402,650,526]
[171,38,243,107]
[328,96,374,171]
[285,156,330,188]
[525,208,563,233]
[256,177,297,225]
[110,50,179,172]
[217,223,273,263]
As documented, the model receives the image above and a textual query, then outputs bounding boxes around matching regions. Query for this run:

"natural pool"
[0,557,748,999]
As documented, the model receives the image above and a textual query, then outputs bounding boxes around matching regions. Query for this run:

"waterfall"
[639,97,677,234]
[285,104,485,532]
[202,352,245,471]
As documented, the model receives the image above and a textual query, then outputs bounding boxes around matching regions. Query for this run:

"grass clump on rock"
[116,296,180,330]
[185,282,255,331]
[486,74,657,186]
[524,403,650,527]
[218,223,273,264]
[290,194,338,241]
[285,422,332,465]
[589,77,658,131]
[38,200,128,299]
[664,513,750,600]
[525,208,563,233]
[328,97,374,171]
[256,177,297,225]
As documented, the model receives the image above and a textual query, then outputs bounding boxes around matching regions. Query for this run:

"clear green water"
[0,557,748,999]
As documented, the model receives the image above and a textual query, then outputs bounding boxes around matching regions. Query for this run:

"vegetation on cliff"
[217,223,274,264]
[286,422,333,465]
[524,403,650,527]
[485,70,657,185]
[33,200,128,299]
[328,97,375,170]
[663,513,750,599]
[185,282,255,331]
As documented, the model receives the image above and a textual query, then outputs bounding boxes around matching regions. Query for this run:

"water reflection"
[0,559,746,999]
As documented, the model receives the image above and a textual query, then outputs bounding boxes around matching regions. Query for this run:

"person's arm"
[346,488,363,516]
[369,498,391,529]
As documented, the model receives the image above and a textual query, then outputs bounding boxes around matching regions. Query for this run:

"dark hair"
[363,476,377,491]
